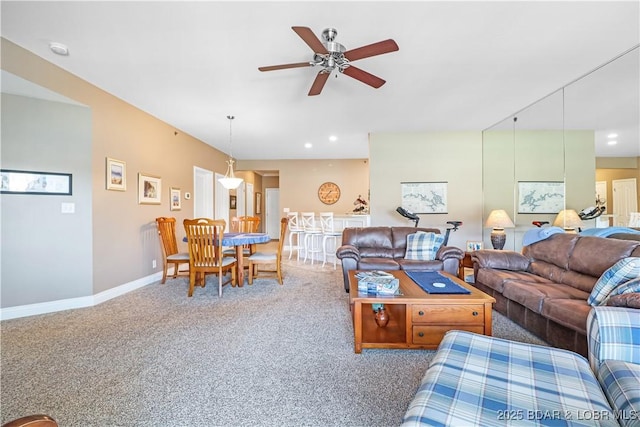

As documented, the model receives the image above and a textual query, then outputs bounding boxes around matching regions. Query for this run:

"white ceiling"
[1,1,639,160]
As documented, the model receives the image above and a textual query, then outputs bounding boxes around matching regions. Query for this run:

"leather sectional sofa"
[335,226,464,292]
[471,233,640,356]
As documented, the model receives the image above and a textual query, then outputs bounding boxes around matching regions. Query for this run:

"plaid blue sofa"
[401,306,640,426]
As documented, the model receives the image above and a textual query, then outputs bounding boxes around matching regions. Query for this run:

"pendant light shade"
[218,115,243,190]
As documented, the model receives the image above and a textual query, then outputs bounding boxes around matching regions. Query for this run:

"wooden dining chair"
[247,217,288,285]
[183,218,236,297]
[225,216,261,257]
[155,217,190,284]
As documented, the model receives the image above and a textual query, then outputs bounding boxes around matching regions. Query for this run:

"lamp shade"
[553,209,583,231]
[485,209,515,230]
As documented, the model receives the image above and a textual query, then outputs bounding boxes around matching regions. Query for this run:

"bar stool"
[286,212,304,260]
[320,212,342,269]
[301,212,323,264]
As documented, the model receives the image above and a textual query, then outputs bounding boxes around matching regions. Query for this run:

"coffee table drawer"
[411,304,484,324]
[412,325,486,345]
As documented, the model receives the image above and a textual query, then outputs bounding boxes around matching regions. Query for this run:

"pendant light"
[218,115,243,190]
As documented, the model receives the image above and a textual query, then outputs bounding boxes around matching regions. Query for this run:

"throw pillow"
[605,292,640,309]
[588,257,640,306]
[608,277,640,298]
[405,231,445,261]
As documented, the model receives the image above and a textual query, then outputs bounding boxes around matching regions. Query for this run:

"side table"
[458,252,474,281]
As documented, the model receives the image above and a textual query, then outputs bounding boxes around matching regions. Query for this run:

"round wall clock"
[318,182,341,205]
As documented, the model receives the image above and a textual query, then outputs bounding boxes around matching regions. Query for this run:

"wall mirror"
[482,45,639,252]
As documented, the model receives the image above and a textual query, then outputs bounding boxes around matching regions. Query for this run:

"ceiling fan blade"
[342,66,386,89]
[258,62,312,72]
[308,71,331,96]
[344,39,399,62]
[292,26,329,54]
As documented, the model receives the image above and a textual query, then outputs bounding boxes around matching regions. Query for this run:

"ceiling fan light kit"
[258,26,399,96]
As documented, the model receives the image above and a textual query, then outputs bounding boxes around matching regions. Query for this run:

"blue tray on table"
[405,271,470,294]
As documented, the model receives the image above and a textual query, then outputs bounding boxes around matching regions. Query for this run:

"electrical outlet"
[152,259,157,269]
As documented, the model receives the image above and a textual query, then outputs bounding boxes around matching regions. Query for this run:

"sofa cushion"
[397,259,444,272]
[357,257,400,271]
[570,236,640,279]
[597,360,640,427]
[475,269,550,293]
[588,257,640,306]
[541,298,592,335]
[404,232,444,261]
[523,233,578,270]
[606,292,640,309]
[503,281,590,314]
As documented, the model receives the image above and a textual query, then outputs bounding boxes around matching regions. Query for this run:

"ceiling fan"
[258,26,399,96]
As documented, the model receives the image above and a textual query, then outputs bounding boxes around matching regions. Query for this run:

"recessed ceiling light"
[304,143,312,149]
[607,140,618,145]
[329,135,337,142]
[49,42,69,56]
[607,133,618,138]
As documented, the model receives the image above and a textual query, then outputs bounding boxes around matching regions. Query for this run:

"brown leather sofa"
[336,226,464,292]
[471,233,640,356]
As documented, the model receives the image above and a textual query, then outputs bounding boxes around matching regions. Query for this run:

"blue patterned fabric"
[401,330,617,426]
[587,306,640,373]
[588,258,640,306]
[404,232,444,261]
[597,360,640,427]
[609,277,640,298]
[405,271,470,294]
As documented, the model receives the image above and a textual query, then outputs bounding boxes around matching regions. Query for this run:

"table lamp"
[553,209,583,233]
[485,209,515,250]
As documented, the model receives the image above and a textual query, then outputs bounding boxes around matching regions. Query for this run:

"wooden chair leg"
[277,263,283,285]
[218,270,223,297]
[248,262,254,285]
[188,270,196,297]
[161,262,169,284]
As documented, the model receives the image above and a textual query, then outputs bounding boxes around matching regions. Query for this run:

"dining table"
[184,232,271,286]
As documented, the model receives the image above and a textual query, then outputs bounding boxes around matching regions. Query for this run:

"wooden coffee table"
[349,270,495,353]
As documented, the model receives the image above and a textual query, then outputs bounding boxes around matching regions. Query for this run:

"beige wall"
[1,38,229,302]
[369,131,484,249]
[596,156,640,214]
[238,159,369,216]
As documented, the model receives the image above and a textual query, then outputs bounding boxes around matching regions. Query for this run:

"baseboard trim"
[0,272,163,321]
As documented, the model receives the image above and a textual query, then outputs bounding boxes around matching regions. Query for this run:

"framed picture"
[1,169,72,195]
[170,187,181,211]
[518,181,564,213]
[255,192,262,214]
[400,182,448,214]
[230,195,237,209]
[138,173,161,204]
[466,241,483,251]
[106,157,126,191]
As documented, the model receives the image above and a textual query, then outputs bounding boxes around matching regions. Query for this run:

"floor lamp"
[485,209,515,250]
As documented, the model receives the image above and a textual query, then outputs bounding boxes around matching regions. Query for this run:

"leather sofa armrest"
[336,244,360,262]
[471,250,530,271]
[436,245,464,261]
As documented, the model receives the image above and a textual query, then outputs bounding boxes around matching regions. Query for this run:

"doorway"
[612,178,638,226]
[214,172,229,229]
[265,188,280,239]
[194,167,213,218]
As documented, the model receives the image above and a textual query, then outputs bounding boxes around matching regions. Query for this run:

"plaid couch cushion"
[401,330,616,426]
[404,232,444,261]
[587,306,640,373]
[588,258,640,306]
[597,360,640,427]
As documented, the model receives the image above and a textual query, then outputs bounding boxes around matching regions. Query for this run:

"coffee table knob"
[472,311,479,316]
[418,332,424,337]
[418,311,424,316]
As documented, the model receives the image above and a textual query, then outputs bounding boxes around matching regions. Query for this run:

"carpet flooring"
[1,259,546,427]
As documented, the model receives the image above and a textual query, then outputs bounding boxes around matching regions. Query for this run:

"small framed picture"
[138,173,161,204]
[230,195,237,209]
[255,192,262,214]
[466,241,483,252]
[1,169,72,195]
[170,187,181,211]
[106,157,126,191]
